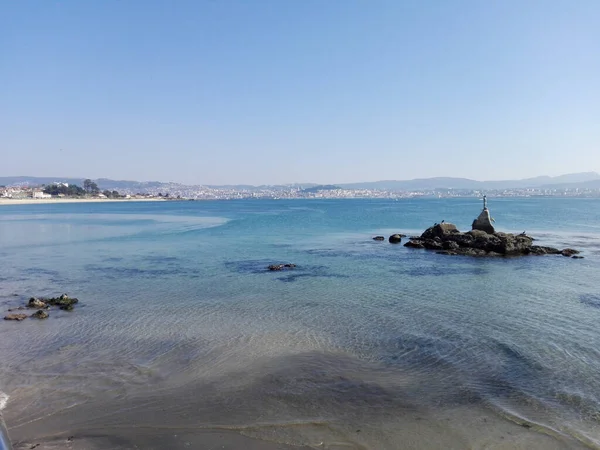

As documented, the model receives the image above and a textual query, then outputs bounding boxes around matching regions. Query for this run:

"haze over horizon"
[2,1,599,185]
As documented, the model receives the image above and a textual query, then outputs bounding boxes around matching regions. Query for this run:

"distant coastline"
[0,198,167,206]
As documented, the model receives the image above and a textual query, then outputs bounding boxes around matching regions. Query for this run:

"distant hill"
[0,176,166,191]
[1,172,599,192]
[339,172,600,191]
[539,179,600,190]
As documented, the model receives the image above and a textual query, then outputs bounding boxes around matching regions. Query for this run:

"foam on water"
[0,392,8,411]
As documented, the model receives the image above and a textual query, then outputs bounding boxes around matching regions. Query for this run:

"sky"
[1,1,599,185]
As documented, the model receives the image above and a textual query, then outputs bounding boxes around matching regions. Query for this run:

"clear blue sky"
[2,1,599,185]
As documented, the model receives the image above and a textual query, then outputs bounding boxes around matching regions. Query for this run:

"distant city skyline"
[2,1,599,185]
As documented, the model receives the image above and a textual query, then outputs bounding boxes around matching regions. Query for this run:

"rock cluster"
[372,234,406,243]
[4,294,80,321]
[403,223,581,258]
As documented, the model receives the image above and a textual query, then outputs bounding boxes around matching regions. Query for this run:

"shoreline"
[0,198,168,206]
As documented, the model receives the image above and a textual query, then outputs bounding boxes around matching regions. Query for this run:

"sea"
[1,198,600,449]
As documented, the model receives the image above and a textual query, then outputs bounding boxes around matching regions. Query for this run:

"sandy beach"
[0,198,167,206]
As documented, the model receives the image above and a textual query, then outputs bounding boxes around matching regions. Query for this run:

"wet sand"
[4,351,588,449]
[12,428,312,450]
[7,408,585,450]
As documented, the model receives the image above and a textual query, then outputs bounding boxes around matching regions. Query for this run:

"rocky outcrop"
[388,234,402,244]
[31,310,49,319]
[404,223,579,258]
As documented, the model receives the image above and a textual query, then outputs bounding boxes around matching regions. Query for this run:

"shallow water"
[1,198,600,448]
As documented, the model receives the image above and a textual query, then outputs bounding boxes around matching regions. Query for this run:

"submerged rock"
[268,264,296,271]
[528,246,561,255]
[4,314,27,321]
[388,234,402,244]
[31,310,49,319]
[372,236,385,241]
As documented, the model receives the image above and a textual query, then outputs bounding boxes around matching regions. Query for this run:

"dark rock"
[27,297,46,309]
[561,248,580,257]
[422,239,444,250]
[404,240,425,249]
[372,236,385,241]
[4,314,27,321]
[283,263,296,268]
[60,304,75,311]
[388,234,402,244]
[442,241,460,251]
[572,255,584,259]
[31,310,49,319]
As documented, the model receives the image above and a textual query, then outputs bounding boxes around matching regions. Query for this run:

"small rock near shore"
[28,297,47,309]
[372,236,385,241]
[389,234,403,244]
[46,294,79,306]
[4,314,28,321]
[561,248,580,257]
[31,310,49,319]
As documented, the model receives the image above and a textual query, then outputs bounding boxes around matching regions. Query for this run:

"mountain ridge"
[1,172,599,192]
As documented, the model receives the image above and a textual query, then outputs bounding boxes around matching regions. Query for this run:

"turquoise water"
[1,198,600,448]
